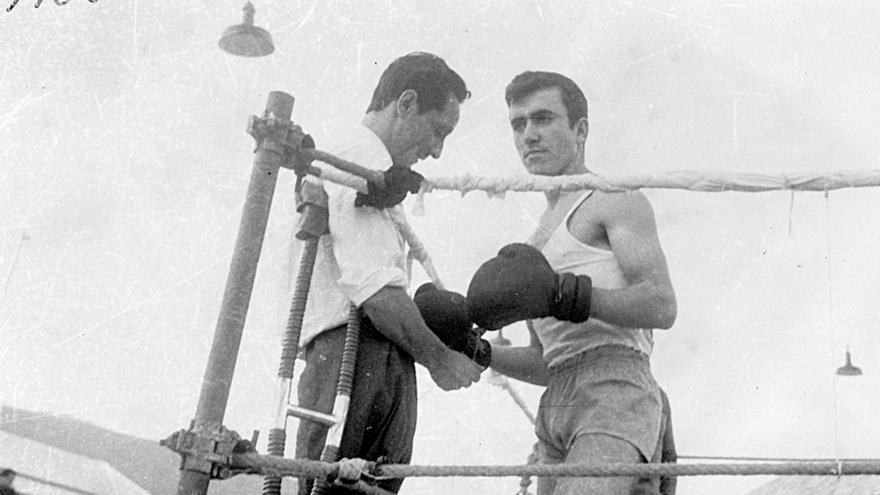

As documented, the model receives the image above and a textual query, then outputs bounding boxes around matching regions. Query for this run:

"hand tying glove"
[467,243,592,330]
[354,166,423,209]
[413,283,491,367]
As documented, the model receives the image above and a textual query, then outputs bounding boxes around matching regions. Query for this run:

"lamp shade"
[836,349,863,376]
[219,2,274,57]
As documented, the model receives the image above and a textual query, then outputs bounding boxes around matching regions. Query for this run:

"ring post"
[176,91,295,495]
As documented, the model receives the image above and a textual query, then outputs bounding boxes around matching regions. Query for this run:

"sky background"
[2,1,880,494]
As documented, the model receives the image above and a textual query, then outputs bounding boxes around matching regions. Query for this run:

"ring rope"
[387,208,445,290]
[677,455,877,463]
[304,161,369,195]
[230,453,880,479]
[303,148,880,194]
[422,170,880,194]
[305,149,384,187]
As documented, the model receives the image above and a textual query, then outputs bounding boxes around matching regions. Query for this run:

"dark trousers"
[296,320,417,494]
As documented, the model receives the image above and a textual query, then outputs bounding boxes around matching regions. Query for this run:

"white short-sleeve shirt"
[298,123,410,347]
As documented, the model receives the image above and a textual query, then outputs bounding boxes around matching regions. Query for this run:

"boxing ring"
[162,91,880,495]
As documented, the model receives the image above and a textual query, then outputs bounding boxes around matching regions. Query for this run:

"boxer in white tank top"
[530,190,654,368]
[486,72,678,495]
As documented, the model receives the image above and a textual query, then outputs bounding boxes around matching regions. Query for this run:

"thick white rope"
[307,147,880,195]
[422,169,880,194]
[388,208,445,290]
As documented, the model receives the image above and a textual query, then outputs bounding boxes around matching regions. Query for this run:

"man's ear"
[396,89,419,117]
[575,117,589,142]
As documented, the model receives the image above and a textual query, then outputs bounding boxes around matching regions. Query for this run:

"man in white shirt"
[295,52,482,495]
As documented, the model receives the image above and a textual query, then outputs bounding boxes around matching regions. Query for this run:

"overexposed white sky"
[2,2,880,494]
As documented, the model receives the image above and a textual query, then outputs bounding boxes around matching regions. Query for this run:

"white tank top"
[531,191,654,368]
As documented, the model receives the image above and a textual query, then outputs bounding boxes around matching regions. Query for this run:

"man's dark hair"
[505,71,588,127]
[366,52,470,114]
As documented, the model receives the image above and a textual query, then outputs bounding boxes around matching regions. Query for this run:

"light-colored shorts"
[535,344,662,463]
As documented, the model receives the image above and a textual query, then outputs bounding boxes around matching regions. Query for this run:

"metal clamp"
[246,113,315,177]
[161,423,258,480]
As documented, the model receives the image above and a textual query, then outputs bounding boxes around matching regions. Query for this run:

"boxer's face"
[508,87,585,176]
[390,92,460,168]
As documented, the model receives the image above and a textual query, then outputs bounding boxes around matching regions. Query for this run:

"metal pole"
[176,91,295,495]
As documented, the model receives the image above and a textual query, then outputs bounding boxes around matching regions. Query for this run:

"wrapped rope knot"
[336,458,374,485]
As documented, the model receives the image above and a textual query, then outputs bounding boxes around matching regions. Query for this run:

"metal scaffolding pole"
[176,91,295,495]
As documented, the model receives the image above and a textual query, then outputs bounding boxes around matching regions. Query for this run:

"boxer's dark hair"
[505,71,588,127]
[367,52,470,114]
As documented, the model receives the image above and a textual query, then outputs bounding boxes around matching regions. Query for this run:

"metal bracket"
[161,423,259,480]
[246,113,315,177]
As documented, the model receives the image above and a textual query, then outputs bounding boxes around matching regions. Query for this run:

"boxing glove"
[354,165,423,209]
[467,243,592,330]
[413,283,491,367]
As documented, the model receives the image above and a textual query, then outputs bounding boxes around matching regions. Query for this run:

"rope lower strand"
[230,453,880,480]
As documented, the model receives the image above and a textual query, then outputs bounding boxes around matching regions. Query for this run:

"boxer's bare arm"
[574,191,677,329]
[488,322,549,386]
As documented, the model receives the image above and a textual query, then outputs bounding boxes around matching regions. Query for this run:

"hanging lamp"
[836,348,863,376]
[218,2,274,57]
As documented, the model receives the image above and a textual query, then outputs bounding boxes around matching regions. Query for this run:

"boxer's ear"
[574,116,589,143]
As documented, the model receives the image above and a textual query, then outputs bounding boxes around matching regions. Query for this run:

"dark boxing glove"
[413,283,491,367]
[467,243,592,330]
[354,165,424,209]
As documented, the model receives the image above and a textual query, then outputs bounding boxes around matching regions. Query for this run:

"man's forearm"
[360,286,450,369]
[489,345,548,386]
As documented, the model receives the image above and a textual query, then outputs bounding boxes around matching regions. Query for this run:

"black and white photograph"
[2,2,879,494]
